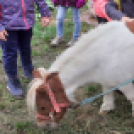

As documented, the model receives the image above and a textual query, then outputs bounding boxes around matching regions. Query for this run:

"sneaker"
[23,69,33,80]
[7,77,24,99]
[51,36,63,47]
[66,39,78,47]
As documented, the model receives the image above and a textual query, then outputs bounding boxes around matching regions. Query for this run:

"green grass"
[14,122,31,131]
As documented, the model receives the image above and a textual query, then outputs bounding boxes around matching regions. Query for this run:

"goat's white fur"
[28,21,134,115]
[27,68,46,113]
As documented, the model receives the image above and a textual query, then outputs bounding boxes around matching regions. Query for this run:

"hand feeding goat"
[27,21,134,129]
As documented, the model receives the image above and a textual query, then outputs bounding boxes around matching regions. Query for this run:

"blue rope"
[80,78,134,105]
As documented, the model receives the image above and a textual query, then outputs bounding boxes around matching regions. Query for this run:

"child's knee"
[56,17,64,23]
[73,15,80,23]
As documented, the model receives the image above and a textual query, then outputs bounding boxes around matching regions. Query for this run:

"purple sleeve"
[0,5,4,31]
[76,0,86,8]
[0,24,4,32]
[105,0,125,20]
[52,0,58,6]
[35,0,51,17]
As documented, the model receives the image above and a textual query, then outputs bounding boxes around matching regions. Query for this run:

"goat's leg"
[99,87,115,115]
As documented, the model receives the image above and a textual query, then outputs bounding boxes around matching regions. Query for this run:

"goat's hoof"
[99,110,109,115]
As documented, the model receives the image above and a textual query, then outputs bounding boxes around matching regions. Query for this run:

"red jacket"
[93,0,112,21]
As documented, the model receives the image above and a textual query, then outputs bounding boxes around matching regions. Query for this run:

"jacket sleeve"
[35,0,51,17]
[76,0,86,8]
[0,5,4,32]
[105,0,125,20]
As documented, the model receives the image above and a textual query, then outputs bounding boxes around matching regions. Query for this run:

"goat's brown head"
[27,68,70,129]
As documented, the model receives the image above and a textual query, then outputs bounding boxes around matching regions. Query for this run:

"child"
[105,0,134,22]
[93,0,110,24]
[51,0,86,47]
[0,0,50,99]
[94,0,134,24]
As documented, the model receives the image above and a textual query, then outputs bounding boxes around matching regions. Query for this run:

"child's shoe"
[66,39,78,47]
[7,77,24,99]
[51,36,63,47]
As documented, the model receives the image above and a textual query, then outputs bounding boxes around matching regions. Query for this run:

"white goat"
[48,21,134,115]
[27,21,134,127]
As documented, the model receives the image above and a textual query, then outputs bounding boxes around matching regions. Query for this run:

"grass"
[0,7,134,134]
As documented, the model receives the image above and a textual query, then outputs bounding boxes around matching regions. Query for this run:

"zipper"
[22,0,29,29]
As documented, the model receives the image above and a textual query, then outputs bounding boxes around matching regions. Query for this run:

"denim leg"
[56,6,68,37]
[17,29,33,71]
[1,31,18,78]
[71,7,81,39]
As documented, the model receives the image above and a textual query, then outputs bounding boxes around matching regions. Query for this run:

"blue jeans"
[1,29,33,78]
[56,6,81,39]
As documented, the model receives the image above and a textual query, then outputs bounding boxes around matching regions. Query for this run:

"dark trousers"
[1,29,33,78]
[97,16,108,24]
[0,40,2,46]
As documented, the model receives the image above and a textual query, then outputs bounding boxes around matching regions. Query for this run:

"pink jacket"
[93,0,112,21]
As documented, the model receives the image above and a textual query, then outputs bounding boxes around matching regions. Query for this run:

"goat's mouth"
[36,111,64,129]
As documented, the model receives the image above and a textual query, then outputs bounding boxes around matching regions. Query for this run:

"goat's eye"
[40,107,45,110]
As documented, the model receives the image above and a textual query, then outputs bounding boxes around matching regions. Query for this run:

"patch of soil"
[80,10,98,26]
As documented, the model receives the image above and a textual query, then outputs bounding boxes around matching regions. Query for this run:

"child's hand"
[121,17,133,22]
[41,17,50,27]
[124,18,134,34]
[0,30,8,41]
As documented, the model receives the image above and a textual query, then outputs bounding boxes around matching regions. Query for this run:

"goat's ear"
[46,72,59,81]
[36,84,47,93]
[33,70,42,79]
[125,20,134,34]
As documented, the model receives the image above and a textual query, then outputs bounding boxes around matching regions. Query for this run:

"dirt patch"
[80,10,98,26]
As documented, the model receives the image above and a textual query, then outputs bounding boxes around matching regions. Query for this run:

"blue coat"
[0,0,50,31]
